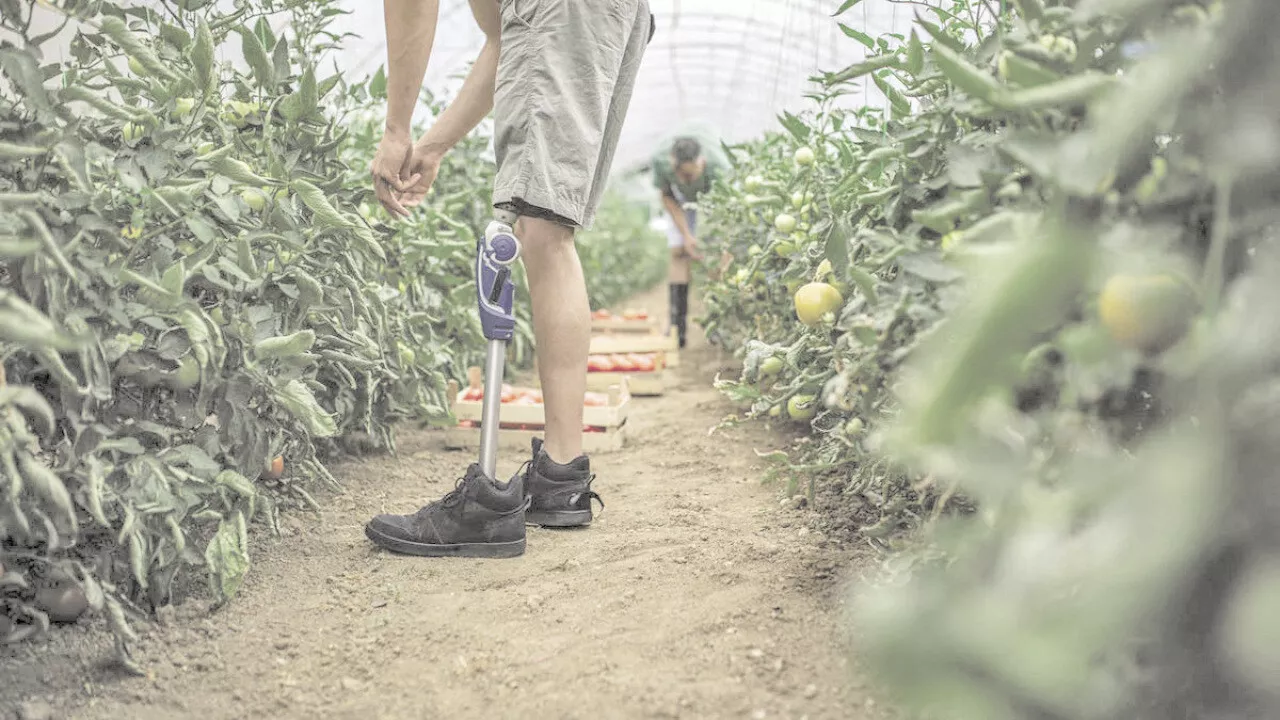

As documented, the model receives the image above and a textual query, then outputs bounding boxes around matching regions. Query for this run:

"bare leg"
[519,216,588,465]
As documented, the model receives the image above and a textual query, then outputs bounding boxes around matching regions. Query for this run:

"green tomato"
[787,394,818,422]
[748,244,762,257]
[744,174,764,192]
[774,213,797,233]
[794,147,816,166]
[122,122,144,143]
[997,51,1013,82]
[173,97,197,119]
[1037,34,1078,63]
[759,356,784,378]
[127,56,146,76]
[241,187,268,212]
[170,355,201,390]
[210,307,226,324]
[844,418,864,436]
[398,342,416,367]
[773,240,797,257]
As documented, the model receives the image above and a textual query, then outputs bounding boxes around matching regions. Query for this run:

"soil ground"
[0,288,898,720]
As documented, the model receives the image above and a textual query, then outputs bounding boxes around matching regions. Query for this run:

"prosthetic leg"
[475,210,522,479]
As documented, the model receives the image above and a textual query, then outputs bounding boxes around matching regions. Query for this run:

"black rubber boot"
[669,282,689,349]
[365,464,528,558]
[522,438,602,528]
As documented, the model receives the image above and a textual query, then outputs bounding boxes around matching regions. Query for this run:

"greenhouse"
[3,1,1276,719]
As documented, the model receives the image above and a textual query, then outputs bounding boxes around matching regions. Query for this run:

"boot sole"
[364,525,526,558]
[526,509,593,528]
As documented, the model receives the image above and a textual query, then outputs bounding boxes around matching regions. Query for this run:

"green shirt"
[651,135,728,203]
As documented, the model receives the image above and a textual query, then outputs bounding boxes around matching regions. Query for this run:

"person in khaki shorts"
[362,0,654,559]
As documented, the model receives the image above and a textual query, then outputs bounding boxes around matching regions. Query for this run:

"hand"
[682,234,704,261]
[370,131,423,218]
[395,142,443,210]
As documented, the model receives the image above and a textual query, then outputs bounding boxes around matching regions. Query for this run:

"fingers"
[400,191,427,209]
[370,159,415,218]
[374,175,411,218]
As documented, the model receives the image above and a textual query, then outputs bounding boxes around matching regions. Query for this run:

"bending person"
[651,135,725,349]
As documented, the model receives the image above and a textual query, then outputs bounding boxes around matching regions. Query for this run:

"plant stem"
[1200,173,1233,315]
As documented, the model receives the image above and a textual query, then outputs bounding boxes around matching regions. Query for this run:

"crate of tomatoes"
[584,351,666,396]
[588,329,679,368]
[590,307,657,334]
[443,367,631,453]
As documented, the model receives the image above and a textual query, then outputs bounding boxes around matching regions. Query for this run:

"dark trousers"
[668,282,689,349]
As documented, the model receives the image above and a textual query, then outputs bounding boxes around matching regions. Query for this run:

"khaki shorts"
[492,0,652,230]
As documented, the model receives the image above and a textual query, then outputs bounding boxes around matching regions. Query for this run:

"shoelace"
[419,474,471,512]
[572,473,605,511]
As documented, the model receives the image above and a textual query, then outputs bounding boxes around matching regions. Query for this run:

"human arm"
[371,0,441,216]
[660,191,702,260]
[390,0,502,211]
[416,0,501,160]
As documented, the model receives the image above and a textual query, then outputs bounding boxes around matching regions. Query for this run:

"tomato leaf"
[839,24,875,50]
[237,27,275,89]
[369,65,388,100]
[825,214,853,278]
[272,37,291,85]
[777,111,812,143]
[833,0,865,16]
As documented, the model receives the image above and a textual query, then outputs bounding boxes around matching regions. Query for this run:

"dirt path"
[1,289,897,720]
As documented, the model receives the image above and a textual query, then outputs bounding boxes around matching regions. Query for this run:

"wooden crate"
[443,425,627,454]
[442,368,630,453]
[590,311,658,334]
[589,328,680,367]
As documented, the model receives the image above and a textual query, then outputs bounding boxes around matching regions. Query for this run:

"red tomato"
[587,355,614,373]
[584,425,605,433]
[610,353,635,372]
[500,384,517,403]
[591,309,611,320]
[628,353,656,372]
[459,420,477,428]
[584,392,608,407]
[460,387,483,402]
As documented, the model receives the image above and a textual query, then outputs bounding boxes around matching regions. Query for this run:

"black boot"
[669,282,689,349]
[364,464,528,558]
[522,438,602,528]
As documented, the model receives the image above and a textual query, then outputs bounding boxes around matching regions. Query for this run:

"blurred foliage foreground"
[857,1,1280,719]
[692,0,1278,715]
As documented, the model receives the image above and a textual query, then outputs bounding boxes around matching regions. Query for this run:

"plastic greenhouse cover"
[334,0,940,174]
[22,0,954,181]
